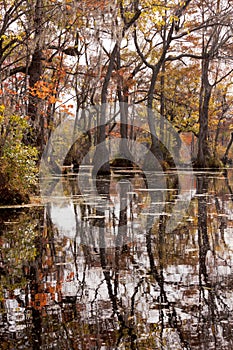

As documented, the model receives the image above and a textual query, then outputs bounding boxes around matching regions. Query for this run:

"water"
[1,168,233,349]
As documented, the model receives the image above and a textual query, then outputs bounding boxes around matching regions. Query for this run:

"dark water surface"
[1,168,233,349]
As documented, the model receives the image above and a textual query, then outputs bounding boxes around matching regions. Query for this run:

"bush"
[0,106,38,204]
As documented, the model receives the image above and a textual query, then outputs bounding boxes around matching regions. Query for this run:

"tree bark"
[27,0,44,150]
[196,55,212,168]
[116,46,132,164]
[222,132,233,165]
[92,44,118,175]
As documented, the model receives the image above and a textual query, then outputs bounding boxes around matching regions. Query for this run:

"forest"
[0,0,233,204]
[2,2,233,349]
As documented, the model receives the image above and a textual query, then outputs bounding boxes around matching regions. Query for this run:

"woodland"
[0,0,233,204]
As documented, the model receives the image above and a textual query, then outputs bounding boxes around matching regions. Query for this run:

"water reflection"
[1,170,233,349]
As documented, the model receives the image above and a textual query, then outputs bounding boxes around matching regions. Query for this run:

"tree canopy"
[0,0,233,202]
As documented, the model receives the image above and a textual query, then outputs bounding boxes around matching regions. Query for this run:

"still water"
[1,168,233,349]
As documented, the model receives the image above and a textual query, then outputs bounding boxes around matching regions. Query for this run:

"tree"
[0,0,233,190]
[92,1,141,174]
[194,0,233,167]
[134,0,193,168]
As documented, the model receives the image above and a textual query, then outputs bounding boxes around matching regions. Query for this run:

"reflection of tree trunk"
[197,175,219,343]
[30,207,50,349]
[99,239,138,348]
[30,265,42,349]
[197,176,210,279]
[224,169,233,197]
[213,178,227,244]
[114,181,129,296]
[99,243,124,324]
[95,175,110,238]
[96,177,139,345]
[223,169,233,244]
[146,226,167,301]
[116,181,129,247]
[31,302,42,349]
[146,221,190,347]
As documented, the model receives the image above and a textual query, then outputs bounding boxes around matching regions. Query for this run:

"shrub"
[0,106,38,204]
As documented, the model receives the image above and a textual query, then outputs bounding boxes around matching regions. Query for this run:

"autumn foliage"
[0,0,232,202]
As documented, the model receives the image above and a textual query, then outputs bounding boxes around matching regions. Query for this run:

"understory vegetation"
[0,107,38,204]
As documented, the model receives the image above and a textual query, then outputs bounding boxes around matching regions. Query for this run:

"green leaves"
[0,111,38,204]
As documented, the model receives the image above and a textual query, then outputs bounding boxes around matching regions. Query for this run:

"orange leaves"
[59,103,74,116]
[66,271,74,281]
[81,0,111,11]
[180,132,193,145]
[32,293,48,310]
[65,4,72,11]
[29,80,58,104]
[48,95,57,104]
[53,66,67,82]
[30,80,55,99]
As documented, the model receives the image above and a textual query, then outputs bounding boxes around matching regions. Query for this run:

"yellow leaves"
[169,15,179,23]
[0,104,5,114]
[0,32,24,49]
[137,1,168,32]
[0,34,7,41]
[0,115,3,124]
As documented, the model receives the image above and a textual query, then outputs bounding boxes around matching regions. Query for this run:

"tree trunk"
[134,14,178,170]
[27,0,44,150]
[116,46,132,164]
[92,44,118,175]
[160,62,165,144]
[222,132,233,165]
[196,55,212,168]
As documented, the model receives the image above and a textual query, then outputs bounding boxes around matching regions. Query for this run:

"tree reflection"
[145,199,191,349]
[196,174,232,349]
[1,171,233,349]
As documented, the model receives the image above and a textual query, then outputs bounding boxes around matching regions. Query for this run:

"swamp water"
[1,168,233,349]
